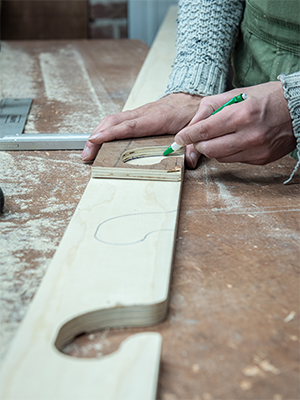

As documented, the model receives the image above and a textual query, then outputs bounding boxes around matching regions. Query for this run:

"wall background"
[1,0,178,45]
[128,0,177,45]
[1,0,89,40]
[89,0,128,40]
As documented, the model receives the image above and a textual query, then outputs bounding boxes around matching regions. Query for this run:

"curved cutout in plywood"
[121,146,179,166]
[92,136,184,181]
[54,301,167,352]
[0,7,180,399]
[0,177,181,399]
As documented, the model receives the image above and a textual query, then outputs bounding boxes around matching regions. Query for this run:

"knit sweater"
[165,0,300,181]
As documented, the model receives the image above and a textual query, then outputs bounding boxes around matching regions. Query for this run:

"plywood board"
[123,5,177,110]
[92,135,184,181]
[0,178,181,399]
[0,6,179,399]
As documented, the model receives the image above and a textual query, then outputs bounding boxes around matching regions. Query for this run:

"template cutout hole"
[121,146,181,166]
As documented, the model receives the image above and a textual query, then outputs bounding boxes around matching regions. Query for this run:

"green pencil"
[163,93,248,156]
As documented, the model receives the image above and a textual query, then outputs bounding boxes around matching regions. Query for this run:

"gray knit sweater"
[165,0,300,180]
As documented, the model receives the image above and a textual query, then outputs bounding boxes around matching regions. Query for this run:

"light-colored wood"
[124,5,177,110]
[0,178,181,399]
[0,6,179,399]
[2,332,162,400]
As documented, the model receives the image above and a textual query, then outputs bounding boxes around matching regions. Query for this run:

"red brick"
[89,23,114,39]
[118,22,128,38]
[89,2,127,20]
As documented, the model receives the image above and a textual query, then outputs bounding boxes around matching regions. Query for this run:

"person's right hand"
[81,92,203,168]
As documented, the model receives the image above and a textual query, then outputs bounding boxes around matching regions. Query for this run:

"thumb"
[185,144,201,169]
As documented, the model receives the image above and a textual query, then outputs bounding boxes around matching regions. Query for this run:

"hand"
[81,93,202,168]
[175,81,296,165]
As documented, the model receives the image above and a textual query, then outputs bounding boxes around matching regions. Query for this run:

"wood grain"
[1,15,299,400]
[0,40,149,135]
[0,178,180,399]
[92,135,184,181]
[0,6,179,399]
[123,5,176,111]
[0,38,149,364]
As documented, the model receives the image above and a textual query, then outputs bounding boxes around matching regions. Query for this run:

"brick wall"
[1,0,88,40]
[89,0,128,39]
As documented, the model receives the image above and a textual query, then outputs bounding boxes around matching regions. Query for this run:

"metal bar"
[0,98,91,151]
[0,133,91,151]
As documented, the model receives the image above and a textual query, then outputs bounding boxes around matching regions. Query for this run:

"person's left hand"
[174,81,296,165]
[81,93,202,167]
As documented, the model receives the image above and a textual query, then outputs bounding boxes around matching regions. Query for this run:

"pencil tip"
[163,147,174,156]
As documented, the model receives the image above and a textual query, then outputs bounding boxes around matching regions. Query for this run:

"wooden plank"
[124,4,177,110]
[0,38,149,366]
[0,6,179,399]
[0,178,180,399]
[1,6,299,399]
[92,135,184,181]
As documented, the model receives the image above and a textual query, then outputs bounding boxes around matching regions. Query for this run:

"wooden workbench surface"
[1,40,299,400]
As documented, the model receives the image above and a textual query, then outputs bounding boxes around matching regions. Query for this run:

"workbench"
[1,39,299,400]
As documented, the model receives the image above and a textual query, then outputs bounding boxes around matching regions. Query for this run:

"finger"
[81,140,101,161]
[215,148,268,165]
[189,90,242,125]
[189,98,217,125]
[82,109,154,161]
[193,132,245,160]
[89,109,142,139]
[88,113,169,144]
[175,109,239,147]
[185,144,201,169]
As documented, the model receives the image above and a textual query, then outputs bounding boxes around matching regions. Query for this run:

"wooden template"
[92,135,184,181]
[0,6,179,400]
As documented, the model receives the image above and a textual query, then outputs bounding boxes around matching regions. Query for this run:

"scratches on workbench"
[0,151,91,363]
[39,47,107,132]
[39,47,101,105]
[1,43,120,135]
[0,43,42,134]
[194,162,300,218]
[215,179,243,211]
[0,43,38,99]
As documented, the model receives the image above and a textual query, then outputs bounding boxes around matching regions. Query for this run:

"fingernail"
[176,136,185,145]
[89,131,102,140]
[81,146,90,160]
[189,152,198,168]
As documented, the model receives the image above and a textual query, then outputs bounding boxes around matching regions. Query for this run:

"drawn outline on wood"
[0,6,180,400]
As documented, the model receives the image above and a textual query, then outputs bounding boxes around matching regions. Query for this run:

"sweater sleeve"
[164,0,245,97]
[278,71,300,184]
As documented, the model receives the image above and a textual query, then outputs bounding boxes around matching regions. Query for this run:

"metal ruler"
[0,98,90,151]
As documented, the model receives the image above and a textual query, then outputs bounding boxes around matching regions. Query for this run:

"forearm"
[278,71,300,183]
[278,71,300,157]
[165,0,245,97]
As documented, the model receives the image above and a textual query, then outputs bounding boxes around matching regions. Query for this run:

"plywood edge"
[91,136,184,182]
[0,7,180,400]
[91,166,182,181]
[54,300,169,350]
[91,7,180,181]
